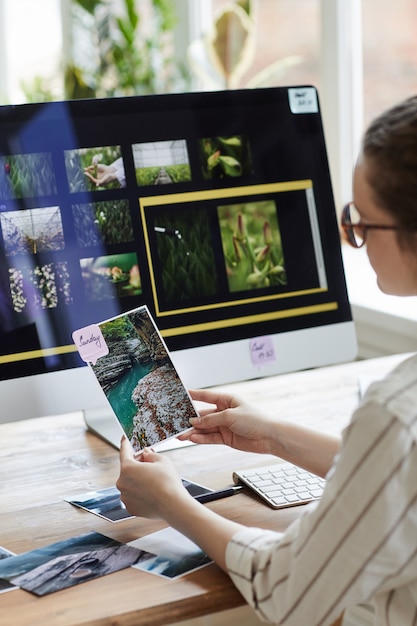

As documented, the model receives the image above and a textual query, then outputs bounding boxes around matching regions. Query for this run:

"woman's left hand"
[116,437,190,519]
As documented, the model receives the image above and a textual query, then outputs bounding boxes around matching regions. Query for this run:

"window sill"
[342,245,417,358]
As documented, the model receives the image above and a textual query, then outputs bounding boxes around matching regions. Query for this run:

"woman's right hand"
[178,388,275,455]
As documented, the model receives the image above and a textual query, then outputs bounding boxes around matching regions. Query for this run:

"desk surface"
[0,353,408,626]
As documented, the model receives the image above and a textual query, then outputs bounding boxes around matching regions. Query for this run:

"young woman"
[117,96,417,625]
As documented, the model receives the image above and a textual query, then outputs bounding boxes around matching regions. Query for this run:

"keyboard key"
[270,496,288,506]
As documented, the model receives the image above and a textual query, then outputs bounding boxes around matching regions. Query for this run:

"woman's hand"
[84,163,117,186]
[116,438,191,519]
[178,388,275,455]
[180,389,341,478]
[117,437,244,574]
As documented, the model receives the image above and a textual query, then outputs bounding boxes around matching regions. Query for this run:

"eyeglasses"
[341,202,400,248]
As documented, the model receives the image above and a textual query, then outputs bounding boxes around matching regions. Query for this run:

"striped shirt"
[226,354,417,625]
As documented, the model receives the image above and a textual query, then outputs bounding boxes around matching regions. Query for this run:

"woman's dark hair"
[363,95,417,248]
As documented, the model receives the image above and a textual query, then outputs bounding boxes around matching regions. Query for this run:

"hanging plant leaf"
[206,4,255,88]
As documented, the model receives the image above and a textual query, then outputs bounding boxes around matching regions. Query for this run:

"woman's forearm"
[266,420,341,478]
[160,493,241,572]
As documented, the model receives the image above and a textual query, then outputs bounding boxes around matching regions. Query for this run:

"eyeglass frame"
[341,202,400,249]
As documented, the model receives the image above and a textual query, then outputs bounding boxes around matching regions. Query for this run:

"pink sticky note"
[250,336,276,367]
[72,325,109,365]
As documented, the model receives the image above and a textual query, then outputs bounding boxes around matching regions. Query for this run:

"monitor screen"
[0,86,356,423]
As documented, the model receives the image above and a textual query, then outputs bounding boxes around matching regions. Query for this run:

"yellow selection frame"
[1,181,339,365]
[140,180,322,317]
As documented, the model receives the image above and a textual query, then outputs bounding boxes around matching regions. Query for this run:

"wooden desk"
[0,353,408,626]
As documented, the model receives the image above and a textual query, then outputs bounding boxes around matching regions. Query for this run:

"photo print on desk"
[0,547,16,594]
[129,527,213,579]
[0,532,154,597]
[65,486,134,522]
[65,479,213,523]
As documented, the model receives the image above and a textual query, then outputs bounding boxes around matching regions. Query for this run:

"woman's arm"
[179,388,340,478]
[117,440,241,571]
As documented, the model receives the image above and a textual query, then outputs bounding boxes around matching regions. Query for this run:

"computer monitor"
[0,86,356,429]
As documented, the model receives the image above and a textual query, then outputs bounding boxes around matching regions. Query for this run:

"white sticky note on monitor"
[288,87,319,114]
[250,336,276,367]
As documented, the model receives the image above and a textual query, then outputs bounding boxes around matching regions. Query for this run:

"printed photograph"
[90,306,196,452]
[0,532,153,597]
[1,206,65,256]
[199,135,253,180]
[218,199,287,293]
[0,547,16,594]
[64,145,125,192]
[66,480,212,523]
[132,140,191,186]
[130,527,212,579]
[72,199,134,247]
[66,487,134,523]
[0,153,57,200]
[8,260,73,314]
[80,253,141,301]
[151,206,218,307]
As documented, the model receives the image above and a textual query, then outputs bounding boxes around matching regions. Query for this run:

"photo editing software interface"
[0,86,356,418]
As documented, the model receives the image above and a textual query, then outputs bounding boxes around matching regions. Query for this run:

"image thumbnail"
[0,531,151,597]
[72,199,134,247]
[91,306,196,452]
[80,252,141,301]
[133,140,191,186]
[199,135,253,180]
[218,199,287,292]
[131,527,212,579]
[0,153,57,200]
[152,207,218,306]
[66,487,134,523]
[9,261,73,313]
[1,206,64,256]
[64,145,124,192]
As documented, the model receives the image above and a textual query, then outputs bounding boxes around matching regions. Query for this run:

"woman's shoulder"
[358,352,417,432]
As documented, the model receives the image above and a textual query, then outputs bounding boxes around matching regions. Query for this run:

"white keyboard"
[233,462,326,509]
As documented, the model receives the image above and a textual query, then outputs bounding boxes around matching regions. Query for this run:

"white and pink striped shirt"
[226,354,417,625]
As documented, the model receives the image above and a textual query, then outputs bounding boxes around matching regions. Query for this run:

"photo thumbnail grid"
[0,131,258,319]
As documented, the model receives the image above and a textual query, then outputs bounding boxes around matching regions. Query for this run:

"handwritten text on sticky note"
[250,336,276,367]
[72,325,109,365]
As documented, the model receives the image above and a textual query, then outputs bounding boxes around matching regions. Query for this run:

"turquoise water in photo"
[106,361,153,438]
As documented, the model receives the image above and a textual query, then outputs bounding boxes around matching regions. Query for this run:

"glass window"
[362,0,417,126]
[2,0,62,103]
[205,0,321,90]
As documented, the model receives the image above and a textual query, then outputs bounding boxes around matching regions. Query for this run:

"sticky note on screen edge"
[72,325,109,365]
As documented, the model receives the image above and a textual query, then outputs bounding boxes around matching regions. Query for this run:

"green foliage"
[72,199,134,246]
[154,209,218,305]
[199,136,253,180]
[21,0,186,103]
[0,154,57,200]
[75,0,102,13]
[136,166,162,186]
[20,76,57,104]
[101,316,134,342]
[219,201,287,292]
[64,146,121,193]
[66,0,184,99]
[136,164,191,186]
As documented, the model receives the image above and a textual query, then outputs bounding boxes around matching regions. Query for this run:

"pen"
[194,485,243,504]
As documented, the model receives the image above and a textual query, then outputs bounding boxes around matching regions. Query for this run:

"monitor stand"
[83,408,193,451]
[83,407,123,449]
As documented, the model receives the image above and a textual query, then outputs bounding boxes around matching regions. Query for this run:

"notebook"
[72,305,197,453]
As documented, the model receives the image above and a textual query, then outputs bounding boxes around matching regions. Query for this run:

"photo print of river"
[90,306,197,452]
